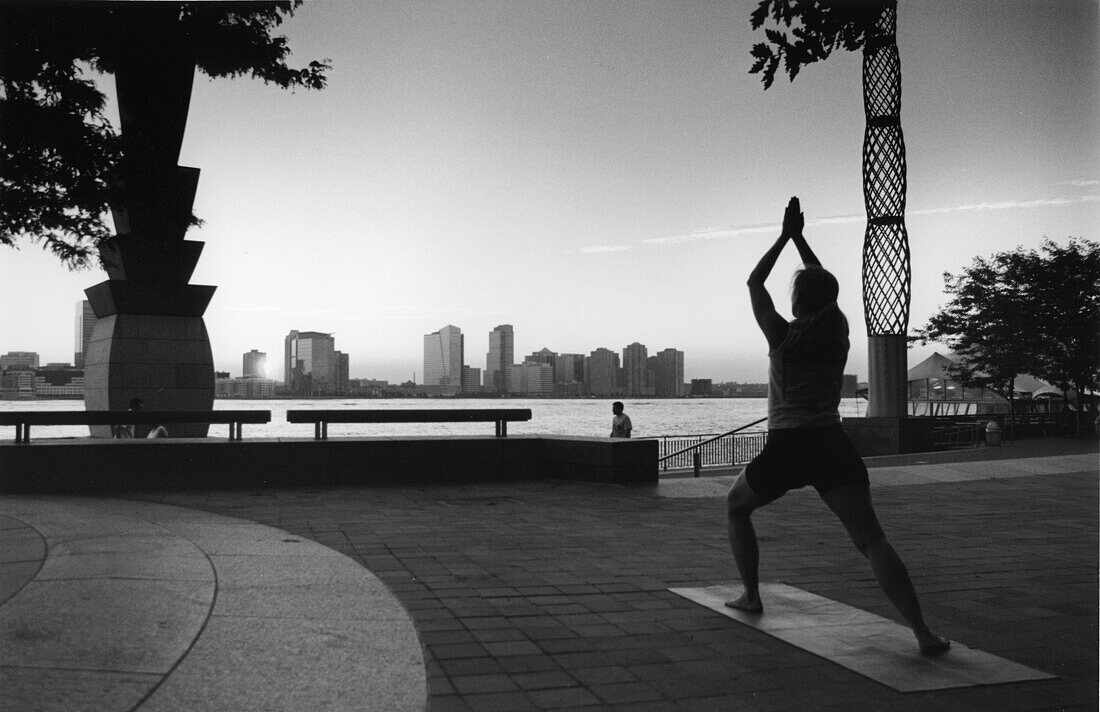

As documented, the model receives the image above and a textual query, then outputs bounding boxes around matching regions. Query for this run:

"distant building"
[622,342,649,396]
[690,379,713,396]
[0,352,39,372]
[423,325,464,388]
[507,361,553,396]
[485,324,514,393]
[462,366,482,393]
[243,349,267,378]
[0,366,84,399]
[336,351,349,395]
[284,331,337,395]
[526,348,556,367]
[0,369,36,398]
[655,348,685,397]
[74,300,97,368]
[553,353,586,397]
[216,375,276,398]
[584,348,621,396]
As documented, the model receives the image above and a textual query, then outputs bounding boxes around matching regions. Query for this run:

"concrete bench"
[0,410,271,443]
[286,408,533,440]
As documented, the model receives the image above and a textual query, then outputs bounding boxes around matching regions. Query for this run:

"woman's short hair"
[792,266,839,314]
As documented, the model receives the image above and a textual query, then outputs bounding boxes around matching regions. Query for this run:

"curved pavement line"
[0,497,427,712]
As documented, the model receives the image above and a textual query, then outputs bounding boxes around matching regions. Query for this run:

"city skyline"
[1,1,1096,384]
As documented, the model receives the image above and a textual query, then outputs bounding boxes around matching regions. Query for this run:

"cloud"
[641,195,1099,249]
[580,245,634,254]
[338,306,513,321]
[1057,179,1099,187]
[908,195,1100,216]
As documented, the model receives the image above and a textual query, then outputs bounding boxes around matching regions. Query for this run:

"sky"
[2,0,1097,384]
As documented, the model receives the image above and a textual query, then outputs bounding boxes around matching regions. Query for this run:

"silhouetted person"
[725,196,949,656]
[113,398,168,439]
[610,401,632,438]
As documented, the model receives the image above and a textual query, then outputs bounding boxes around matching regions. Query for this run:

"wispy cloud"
[637,194,1099,249]
[909,195,1099,216]
[580,245,634,254]
[1057,179,1099,187]
[338,306,513,321]
[223,306,285,313]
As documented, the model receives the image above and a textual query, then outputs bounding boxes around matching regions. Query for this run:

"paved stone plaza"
[2,437,1096,711]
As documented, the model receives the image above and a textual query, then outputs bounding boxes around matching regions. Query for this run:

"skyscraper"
[74,300,96,368]
[284,331,337,394]
[485,324,514,393]
[423,325,464,387]
[655,348,685,397]
[243,349,266,378]
[622,342,649,396]
[336,351,349,395]
[584,348,620,396]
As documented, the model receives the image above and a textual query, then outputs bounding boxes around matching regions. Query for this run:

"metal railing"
[654,417,768,474]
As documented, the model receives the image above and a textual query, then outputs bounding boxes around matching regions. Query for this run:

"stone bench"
[286,408,533,440]
[0,410,271,443]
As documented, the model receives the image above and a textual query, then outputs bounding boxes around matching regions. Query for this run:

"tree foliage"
[748,0,890,89]
[0,1,331,268]
[911,239,1100,404]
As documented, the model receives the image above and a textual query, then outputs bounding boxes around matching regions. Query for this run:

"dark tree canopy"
[912,239,1100,404]
[0,1,330,268]
[748,0,890,89]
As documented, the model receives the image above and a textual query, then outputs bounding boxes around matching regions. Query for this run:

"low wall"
[0,435,657,494]
[842,416,937,457]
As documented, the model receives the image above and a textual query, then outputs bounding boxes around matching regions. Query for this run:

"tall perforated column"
[861,1,910,418]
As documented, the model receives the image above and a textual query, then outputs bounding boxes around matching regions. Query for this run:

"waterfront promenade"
[2,437,1096,711]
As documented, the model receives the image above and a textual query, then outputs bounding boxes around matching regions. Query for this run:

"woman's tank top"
[767,303,849,430]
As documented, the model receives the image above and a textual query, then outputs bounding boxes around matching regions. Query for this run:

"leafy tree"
[748,0,890,89]
[912,239,1100,432]
[0,1,330,268]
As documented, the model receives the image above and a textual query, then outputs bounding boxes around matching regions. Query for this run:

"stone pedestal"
[83,314,214,438]
[866,334,908,418]
[842,416,935,457]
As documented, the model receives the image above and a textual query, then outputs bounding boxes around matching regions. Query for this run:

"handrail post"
[693,452,701,478]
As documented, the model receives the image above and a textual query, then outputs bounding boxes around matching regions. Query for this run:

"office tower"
[655,348,685,397]
[423,325,464,387]
[485,324,514,393]
[554,353,585,385]
[74,300,97,368]
[510,361,553,396]
[0,351,40,371]
[336,351,349,395]
[583,348,620,396]
[622,342,648,396]
[243,349,267,378]
[284,331,337,395]
[526,348,556,367]
[461,366,481,393]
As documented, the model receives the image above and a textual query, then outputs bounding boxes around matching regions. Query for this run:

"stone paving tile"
[148,456,1098,712]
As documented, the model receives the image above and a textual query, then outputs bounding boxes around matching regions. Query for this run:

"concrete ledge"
[0,436,658,493]
[843,416,937,457]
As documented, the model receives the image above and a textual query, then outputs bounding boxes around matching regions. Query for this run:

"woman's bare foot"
[916,628,951,656]
[724,591,763,613]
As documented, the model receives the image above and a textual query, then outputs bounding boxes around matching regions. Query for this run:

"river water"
[1,397,869,440]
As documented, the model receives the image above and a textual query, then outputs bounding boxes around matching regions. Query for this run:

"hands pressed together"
[781,196,804,239]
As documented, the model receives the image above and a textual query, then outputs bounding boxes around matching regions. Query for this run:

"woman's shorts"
[744,424,869,501]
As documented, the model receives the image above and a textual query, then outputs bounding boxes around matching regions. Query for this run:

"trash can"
[985,420,1003,446]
